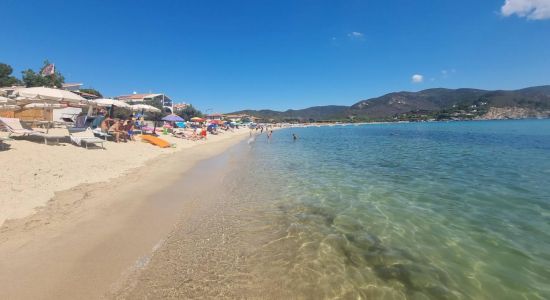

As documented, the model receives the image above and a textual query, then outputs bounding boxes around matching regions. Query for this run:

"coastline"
[0,128,249,226]
[0,128,252,299]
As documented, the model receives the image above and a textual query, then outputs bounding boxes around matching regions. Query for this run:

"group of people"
[172,124,208,141]
[98,114,137,143]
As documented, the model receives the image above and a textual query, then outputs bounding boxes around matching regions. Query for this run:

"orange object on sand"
[140,135,171,148]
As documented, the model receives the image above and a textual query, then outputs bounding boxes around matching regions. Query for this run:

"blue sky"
[2,0,549,112]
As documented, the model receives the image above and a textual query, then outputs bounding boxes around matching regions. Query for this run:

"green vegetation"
[175,104,204,120]
[232,86,550,122]
[1,60,65,88]
[21,60,65,88]
[0,63,22,87]
[79,88,103,98]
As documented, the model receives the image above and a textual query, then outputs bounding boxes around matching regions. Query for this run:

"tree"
[21,60,65,88]
[0,63,21,87]
[145,97,164,111]
[175,104,204,120]
[79,88,103,98]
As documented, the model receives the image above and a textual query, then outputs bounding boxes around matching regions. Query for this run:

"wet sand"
[110,131,304,299]
[0,131,252,299]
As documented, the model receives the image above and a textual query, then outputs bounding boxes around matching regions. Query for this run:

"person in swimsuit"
[108,120,128,143]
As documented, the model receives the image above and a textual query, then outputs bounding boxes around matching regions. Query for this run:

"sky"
[1,0,550,112]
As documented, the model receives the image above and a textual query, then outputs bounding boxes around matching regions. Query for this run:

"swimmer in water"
[292,133,297,141]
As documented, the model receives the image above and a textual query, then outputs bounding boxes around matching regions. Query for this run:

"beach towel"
[74,115,87,128]
[91,115,105,129]
[140,135,171,148]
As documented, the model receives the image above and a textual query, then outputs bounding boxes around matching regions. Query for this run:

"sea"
[123,119,550,299]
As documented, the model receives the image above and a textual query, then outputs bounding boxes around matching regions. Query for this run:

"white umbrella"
[130,104,161,113]
[0,104,20,111]
[24,103,66,109]
[90,98,131,108]
[0,96,16,104]
[16,87,86,104]
[90,98,132,117]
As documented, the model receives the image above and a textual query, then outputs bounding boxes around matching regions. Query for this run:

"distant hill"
[234,105,349,122]
[230,85,550,122]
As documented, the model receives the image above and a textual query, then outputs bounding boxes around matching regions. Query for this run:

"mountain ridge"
[229,85,550,122]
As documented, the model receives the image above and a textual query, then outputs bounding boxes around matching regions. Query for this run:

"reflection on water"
[122,120,550,299]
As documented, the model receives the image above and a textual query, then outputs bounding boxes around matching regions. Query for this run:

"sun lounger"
[68,115,89,133]
[70,128,105,149]
[0,137,11,150]
[61,117,74,123]
[92,128,113,141]
[0,117,70,145]
[40,134,67,145]
[0,117,44,137]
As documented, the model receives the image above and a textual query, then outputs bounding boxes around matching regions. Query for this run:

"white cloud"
[441,69,456,79]
[501,0,550,20]
[411,74,424,83]
[347,32,364,39]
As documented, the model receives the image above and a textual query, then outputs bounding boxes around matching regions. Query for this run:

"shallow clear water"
[237,120,550,299]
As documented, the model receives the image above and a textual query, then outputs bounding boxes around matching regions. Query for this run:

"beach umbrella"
[162,114,184,122]
[129,105,162,133]
[90,98,131,108]
[130,104,161,113]
[16,87,86,104]
[0,96,16,104]
[24,103,67,109]
[0,104,20,111]
[190,117,204,122]
[210,119,224,125]
[90,98,131,117]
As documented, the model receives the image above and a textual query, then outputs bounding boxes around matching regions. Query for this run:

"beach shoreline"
[0,128,253,299]
[0,128,252,226]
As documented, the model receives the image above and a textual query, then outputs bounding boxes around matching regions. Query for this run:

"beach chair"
[0,117,69,145]
[0,117,41,136]
[68,115,88,133]
[0,136,11,150]
[92,128,113,141]
[70,128,105,149]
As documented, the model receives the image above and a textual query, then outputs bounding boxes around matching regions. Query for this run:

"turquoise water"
[240,120,550,299]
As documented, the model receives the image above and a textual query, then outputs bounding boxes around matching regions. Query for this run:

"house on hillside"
[61,83,82,91]
[206,113,224,121]
[61,83,99,100]
[224,114,244,122]
[173,103,189,111]
[115,93,173,112]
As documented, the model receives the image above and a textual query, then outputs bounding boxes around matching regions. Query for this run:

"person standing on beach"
[200,126,208,140]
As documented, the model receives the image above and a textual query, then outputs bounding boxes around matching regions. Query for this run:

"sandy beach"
[0,128,251,226]
[0,128,253,299]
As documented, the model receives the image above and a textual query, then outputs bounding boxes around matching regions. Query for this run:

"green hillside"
[230,85,550,122]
